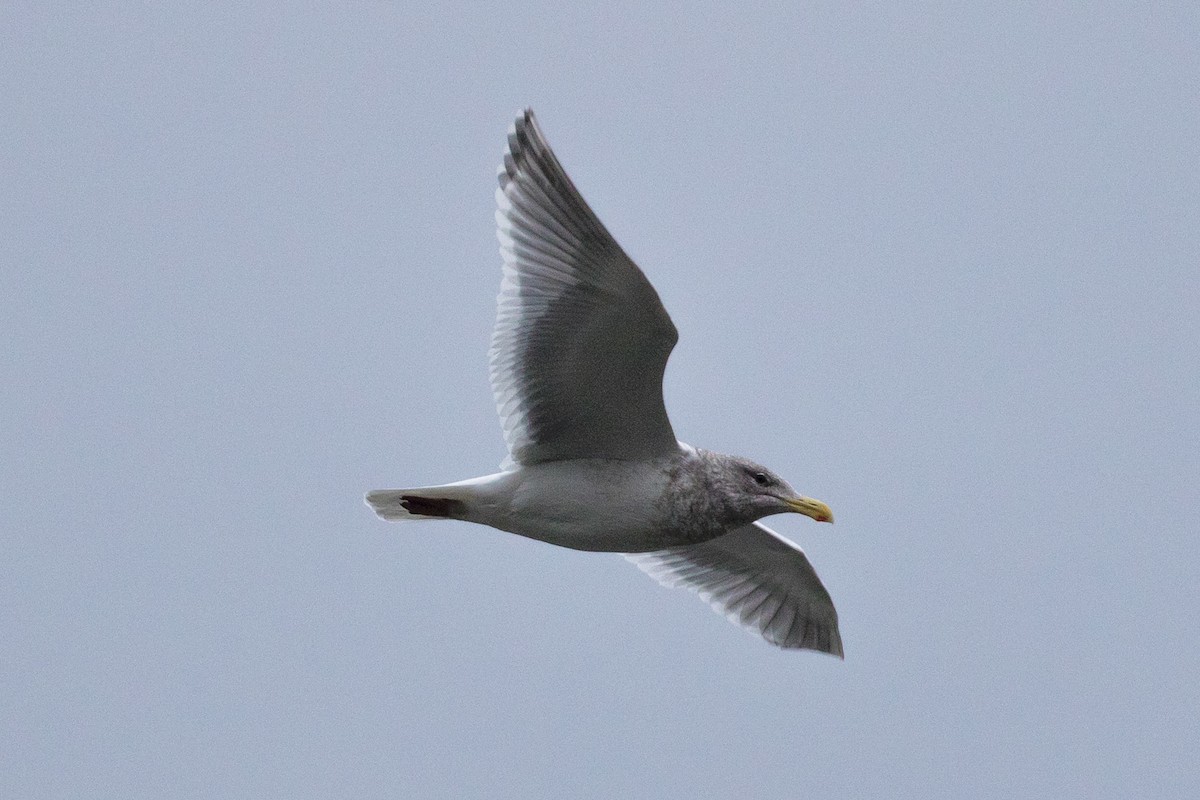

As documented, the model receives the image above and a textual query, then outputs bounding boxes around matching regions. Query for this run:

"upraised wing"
[627,522,843,656]
[491,110,680,466]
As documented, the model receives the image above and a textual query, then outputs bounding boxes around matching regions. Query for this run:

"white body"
[369,448,695,553]
[481,458,676,551]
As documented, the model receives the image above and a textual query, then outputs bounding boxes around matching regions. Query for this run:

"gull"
[367,110,842,656]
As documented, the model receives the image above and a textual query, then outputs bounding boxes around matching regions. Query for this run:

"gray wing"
[491,109,680,466]
[626,522,843,656]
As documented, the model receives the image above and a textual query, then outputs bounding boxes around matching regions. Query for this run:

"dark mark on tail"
[400,495,463,518]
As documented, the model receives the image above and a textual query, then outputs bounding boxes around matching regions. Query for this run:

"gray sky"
[3,3,1197,798]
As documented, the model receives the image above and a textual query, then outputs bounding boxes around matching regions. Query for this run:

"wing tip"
[501,107,551,183]
[514,106,537,132]
[779,630,845,658]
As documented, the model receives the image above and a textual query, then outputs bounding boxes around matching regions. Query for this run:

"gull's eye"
[752,472,771,487]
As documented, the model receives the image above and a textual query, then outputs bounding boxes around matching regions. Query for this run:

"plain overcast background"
[3,3,1197,798]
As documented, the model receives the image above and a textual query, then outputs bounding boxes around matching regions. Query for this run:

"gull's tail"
[365,488,466,521]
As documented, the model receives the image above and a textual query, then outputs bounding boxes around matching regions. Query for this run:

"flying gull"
[367,110,842,656]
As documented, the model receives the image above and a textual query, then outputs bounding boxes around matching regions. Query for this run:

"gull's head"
[718,456,834,525]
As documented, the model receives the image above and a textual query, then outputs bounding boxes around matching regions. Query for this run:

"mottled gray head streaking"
[657,450,834,542]
[366,110,842,657]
